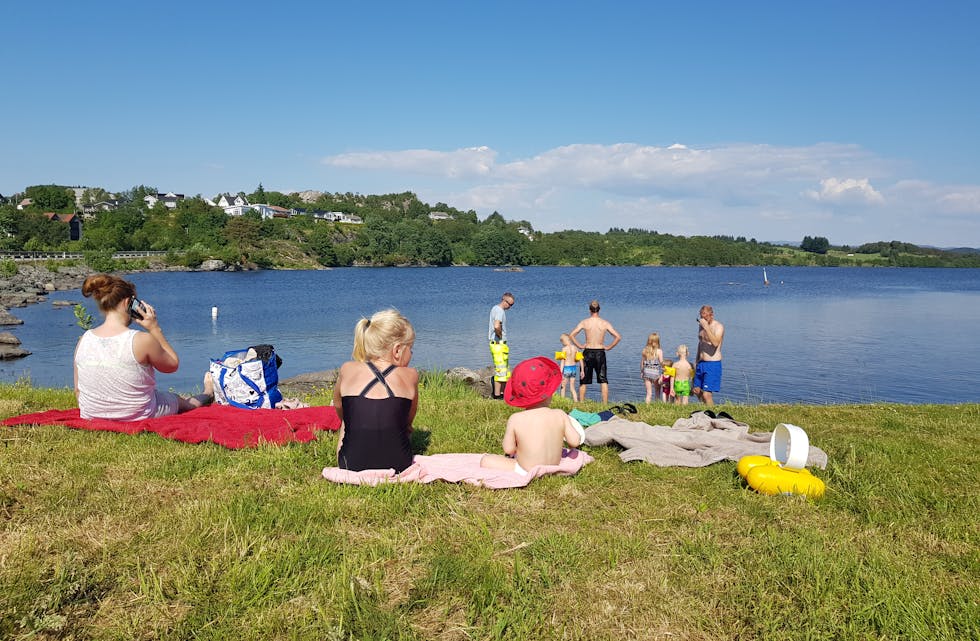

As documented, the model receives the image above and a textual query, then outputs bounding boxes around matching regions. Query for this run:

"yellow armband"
[555,351,566,360]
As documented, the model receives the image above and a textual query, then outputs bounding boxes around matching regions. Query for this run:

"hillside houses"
[45,212,83,241]
[143,192,184,209]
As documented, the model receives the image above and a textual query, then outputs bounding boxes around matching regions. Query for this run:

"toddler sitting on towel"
[481,356,586,475]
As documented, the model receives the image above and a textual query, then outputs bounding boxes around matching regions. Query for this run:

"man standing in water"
[692,305,725,406]
[569,300,621,404]
[488,292,515,399]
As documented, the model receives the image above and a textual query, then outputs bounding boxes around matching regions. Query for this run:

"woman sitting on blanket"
[333,309,418,473]
[73,274,213,421]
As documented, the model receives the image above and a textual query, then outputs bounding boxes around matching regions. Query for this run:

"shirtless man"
[692,305,725,406]
[480,357,585,475]
[568,300,621,403]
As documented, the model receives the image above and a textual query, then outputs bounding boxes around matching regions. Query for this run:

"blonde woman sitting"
[333,309,418,473]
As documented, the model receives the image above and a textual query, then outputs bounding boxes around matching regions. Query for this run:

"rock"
[446,366,495,398]
[0,307,24,325]
[199,259,227,271]
[52,300,74,307]
[0,344,30,359]
[0,332,21,345]
[278,369,338,397]
[445,366,483,383]
[43,282,56,292]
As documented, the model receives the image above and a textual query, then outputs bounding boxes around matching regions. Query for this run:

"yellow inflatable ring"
[736,455,773,479]
[746,464,826,499]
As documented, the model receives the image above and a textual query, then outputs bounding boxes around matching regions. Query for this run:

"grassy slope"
[1,379,977,640]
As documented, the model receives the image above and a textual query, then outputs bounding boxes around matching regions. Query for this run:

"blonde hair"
[351,309,415,362]
[641,332,661,359]
[81,273,136,313]
[560,333,571,344]
[676,344,689,358]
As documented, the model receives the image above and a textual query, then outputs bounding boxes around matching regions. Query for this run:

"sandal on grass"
[622,403,638,414]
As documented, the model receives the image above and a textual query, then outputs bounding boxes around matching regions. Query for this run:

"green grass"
[1,379,977,640]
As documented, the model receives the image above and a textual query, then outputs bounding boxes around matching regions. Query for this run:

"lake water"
[3,266,980,405]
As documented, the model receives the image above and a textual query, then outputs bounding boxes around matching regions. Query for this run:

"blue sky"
[3,1,979,246]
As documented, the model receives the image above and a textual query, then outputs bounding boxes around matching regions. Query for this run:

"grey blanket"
[583,413,828,469]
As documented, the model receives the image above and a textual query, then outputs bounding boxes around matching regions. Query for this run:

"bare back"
[507,407,580,470]
[571,315,621,349]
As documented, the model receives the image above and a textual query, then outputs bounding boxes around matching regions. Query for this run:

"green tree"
[800,236,830,254]
[223,216,262,264]
[24,185,74,211]
[472,227,529,265]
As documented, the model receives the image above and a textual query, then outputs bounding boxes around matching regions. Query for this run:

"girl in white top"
[73,274,213,420]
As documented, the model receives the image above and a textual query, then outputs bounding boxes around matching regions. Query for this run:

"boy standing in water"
[673,345,693,405]
[556,333,582,401]
[480,357,586,475]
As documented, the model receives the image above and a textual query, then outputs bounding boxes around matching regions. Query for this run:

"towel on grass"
[322,448,593,488]
[2,405,340,449]
[584,414,828,468]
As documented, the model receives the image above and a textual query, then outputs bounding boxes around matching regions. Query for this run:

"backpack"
[209,344,283,409]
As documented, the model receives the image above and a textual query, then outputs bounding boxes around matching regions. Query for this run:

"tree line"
[2,184,979,268]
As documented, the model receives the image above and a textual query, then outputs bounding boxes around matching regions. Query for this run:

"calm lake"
[3,266,979,405]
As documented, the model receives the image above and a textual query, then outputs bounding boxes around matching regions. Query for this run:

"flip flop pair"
[609,403,638,416]
[690,409,735,420]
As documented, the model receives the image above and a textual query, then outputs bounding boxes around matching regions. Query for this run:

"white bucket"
[770,423,809,471]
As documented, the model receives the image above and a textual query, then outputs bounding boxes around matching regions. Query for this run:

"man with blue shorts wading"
[693,305,725,406]
[489,292,515,399]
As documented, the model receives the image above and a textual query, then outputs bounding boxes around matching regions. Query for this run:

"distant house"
[428,211,453,221]
[336,212,363,224]
[81,200,122,215]
[45,212,83,241]
[518,227,534,240]
[143,192,184,209]
[251,204,295,219]
[215,193,250,209]
[17,198,32,210]
[311,210,362,224]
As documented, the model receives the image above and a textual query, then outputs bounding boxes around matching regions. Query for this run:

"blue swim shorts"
[693,361,722,393]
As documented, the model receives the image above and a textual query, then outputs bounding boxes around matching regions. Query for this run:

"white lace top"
[74,329,157,420]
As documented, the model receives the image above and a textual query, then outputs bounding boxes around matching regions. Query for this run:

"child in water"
[673,344,693,405]
[660,359,675,403]
[639,332,664,404]
[480,357,586,475]
[556,333,582,402]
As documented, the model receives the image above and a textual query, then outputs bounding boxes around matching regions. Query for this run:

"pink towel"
[322,448,593,488]
[3,405,340,449]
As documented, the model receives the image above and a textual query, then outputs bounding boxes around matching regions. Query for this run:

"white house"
[251,204,296,219]
[144,192,184,209]
[428,211,453,221]
[215,193,249,209]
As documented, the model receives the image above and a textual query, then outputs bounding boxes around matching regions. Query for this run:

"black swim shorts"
[581,348,608,384]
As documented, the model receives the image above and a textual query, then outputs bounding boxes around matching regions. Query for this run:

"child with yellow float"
[738,423,826,498]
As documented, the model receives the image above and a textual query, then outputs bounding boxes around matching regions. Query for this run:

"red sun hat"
[503,356,562,408]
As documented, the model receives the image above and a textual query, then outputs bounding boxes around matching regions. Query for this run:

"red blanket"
[2,405,340,449]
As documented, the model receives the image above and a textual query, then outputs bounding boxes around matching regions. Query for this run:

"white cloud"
[890,180,980,215]
[804,177,885,205]
[324,146,496,179]
[319,142,980,246]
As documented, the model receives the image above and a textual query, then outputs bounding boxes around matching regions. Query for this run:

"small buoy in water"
[211,306,218,318]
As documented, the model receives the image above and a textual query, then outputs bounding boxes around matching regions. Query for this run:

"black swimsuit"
[338,362,414,473]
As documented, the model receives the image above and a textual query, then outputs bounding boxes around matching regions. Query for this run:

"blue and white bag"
[209,346,283,409]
